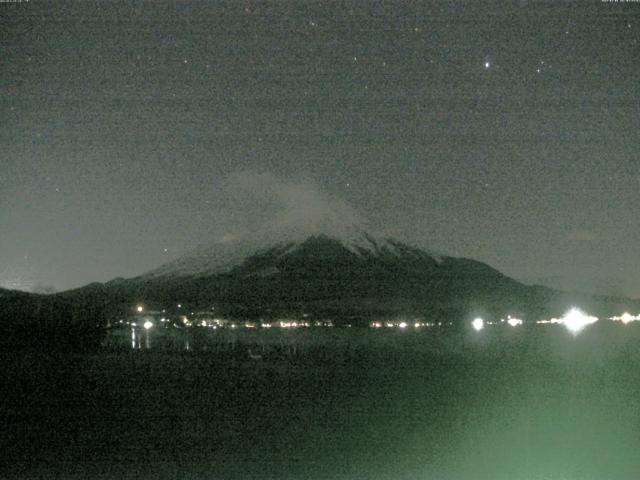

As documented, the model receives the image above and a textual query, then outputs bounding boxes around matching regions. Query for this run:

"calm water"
[4,323,640,479]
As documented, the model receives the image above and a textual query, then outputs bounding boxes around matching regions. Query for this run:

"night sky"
[2,1,639,297]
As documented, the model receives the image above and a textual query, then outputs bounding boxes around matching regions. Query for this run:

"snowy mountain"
[141,226,444,280]
[115,222,639,322]
[4,219,638,332]
[118,224,537,321]
[3,219,639,352]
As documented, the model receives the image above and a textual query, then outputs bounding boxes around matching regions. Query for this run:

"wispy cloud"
[216,171,367,240]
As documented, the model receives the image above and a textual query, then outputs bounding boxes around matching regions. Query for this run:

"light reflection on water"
[25,323,640,479]
[107,322,640,360]
[129,327,150,350]
[116,326,204,351]
[111,326,225,352]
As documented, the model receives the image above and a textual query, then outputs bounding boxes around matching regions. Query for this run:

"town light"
[143,320,153,330]
[562,307,598,335]
[472,317,484,331]
[136,305,144,313]
[617,312,638,324]
[507,316,523,327]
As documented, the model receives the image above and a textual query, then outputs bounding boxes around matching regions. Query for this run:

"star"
[484,61,491,69]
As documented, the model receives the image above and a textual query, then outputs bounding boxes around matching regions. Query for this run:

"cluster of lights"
[279,321,311,328]
[127,313,337,330]
[130,304,640,338]
[610,312,640,324]
[314,321,334,327]
[506,316,523,327]
[536,308,599,335]
[370,320,433,329]
[480,316,525,328]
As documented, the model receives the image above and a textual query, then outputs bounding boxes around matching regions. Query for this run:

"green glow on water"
[6,324,640,479]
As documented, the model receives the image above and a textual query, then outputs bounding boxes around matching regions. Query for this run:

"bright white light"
[562,308,598,335]
[507,316,523,327]
[399,322,408,329]
[472,317,484,331]
[484,61,490,69]
[136,305,143,313]
[143,320,153,330]
[621,312,634,324]
[611,312,640,324]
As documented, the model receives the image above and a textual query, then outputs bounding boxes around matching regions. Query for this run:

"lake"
[3,322,640,479]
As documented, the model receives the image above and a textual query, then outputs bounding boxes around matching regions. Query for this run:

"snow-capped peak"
[141,219,443,280]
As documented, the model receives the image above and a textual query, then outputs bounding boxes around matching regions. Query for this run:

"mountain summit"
[141,226,444,281]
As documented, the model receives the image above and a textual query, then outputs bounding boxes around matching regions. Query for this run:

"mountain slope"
[141,224,445,279]
[112,232,638,322]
